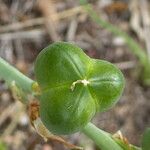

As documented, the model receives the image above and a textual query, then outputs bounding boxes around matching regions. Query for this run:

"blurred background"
[0,0,150,150]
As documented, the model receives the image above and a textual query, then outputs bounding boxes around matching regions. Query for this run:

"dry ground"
[0,0,150,150]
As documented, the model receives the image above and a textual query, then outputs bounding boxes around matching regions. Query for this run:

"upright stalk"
[0,57,34,93]
[83,122,123,150]
[79,1,147,66]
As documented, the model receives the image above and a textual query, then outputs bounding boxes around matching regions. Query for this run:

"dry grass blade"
[129,0,144,40]
[115,61,136,70]
[1,101,24,137]
[48,135,83,150]
[36,0,60,41]
[0,6,85,33]
[140,0,150,57]
[0,103,17,125]
[0,29,46,40]
[0,0,10,23]
[66,18,78,41]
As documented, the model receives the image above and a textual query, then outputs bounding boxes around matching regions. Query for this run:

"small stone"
[113,37,125,46]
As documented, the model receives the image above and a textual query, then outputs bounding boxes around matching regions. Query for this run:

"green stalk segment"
[83,122,123,150]
[80,2,147,66]
[0,57,34,93]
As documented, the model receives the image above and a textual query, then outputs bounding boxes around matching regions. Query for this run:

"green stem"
[0,57,34,93]
[80,0,148,66]
[0,56,141,150]
[83,122,123,150]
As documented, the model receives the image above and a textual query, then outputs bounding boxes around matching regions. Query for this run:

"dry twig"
[66,18,78,42]
[140,0,150,56]
[115,61,136,70]
[0,29,46,40]
[36,0,60,41]
[129,0,144,40]
[0,6,85,33]
[0,103,17,126]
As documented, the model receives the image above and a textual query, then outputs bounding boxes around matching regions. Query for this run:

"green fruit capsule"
[35,42,125,135]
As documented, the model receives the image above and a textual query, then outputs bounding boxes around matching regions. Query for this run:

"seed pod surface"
[35,42,124,135]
